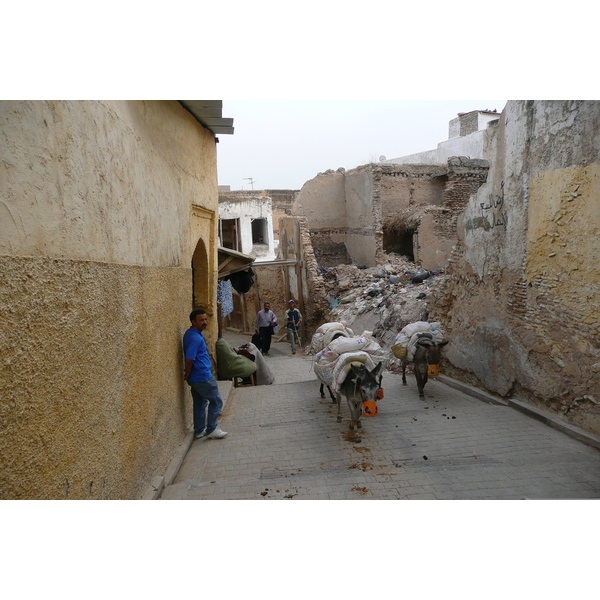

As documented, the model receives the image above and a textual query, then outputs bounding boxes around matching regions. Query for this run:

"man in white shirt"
[254,301,277,355]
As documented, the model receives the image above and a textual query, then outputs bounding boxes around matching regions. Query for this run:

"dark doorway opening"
[383,226,414,261]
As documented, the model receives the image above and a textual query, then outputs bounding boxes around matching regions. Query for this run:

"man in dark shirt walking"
[284,299,302,354]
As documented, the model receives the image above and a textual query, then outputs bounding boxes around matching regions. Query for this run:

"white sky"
[216,99,507,190]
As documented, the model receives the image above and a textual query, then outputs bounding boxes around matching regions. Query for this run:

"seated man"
[215,338,257,382]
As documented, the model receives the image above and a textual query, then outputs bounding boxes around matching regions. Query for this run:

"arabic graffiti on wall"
[480,181,508,230]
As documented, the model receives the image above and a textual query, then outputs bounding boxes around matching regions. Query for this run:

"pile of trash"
[315,255,447,370]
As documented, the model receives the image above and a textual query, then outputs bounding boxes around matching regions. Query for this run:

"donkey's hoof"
[355,436,362,443]
[357,420,362,429]
[320,394,325,399]
[337,416,342,423]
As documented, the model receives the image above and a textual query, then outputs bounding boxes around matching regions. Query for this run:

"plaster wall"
[292,169,348,266]
[379,174,412,219]
[416,212,457,271]
[0,100,219,498]
[430,100,600,435]
[344,167,378,266]
[292,169,346,229]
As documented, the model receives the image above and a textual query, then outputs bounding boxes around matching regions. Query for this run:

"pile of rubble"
[316,254,447,370]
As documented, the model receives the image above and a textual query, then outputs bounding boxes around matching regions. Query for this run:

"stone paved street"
[160,333,600,500]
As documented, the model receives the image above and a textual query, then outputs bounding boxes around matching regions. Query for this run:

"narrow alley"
[161,332,600,500]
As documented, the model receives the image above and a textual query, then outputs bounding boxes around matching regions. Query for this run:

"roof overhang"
[218,247,255,278]
[179,100,234,135]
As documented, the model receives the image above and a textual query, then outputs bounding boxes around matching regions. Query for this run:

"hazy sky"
[216,100,507,191]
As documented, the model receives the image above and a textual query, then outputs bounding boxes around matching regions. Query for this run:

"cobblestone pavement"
[161,333,600,500]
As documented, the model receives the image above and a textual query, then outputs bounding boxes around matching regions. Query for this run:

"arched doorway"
[191,237,209,311]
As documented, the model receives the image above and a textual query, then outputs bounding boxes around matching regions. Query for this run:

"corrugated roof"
[179,100,234,135]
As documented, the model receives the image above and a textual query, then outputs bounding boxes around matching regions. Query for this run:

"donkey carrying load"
[313,330,386,442]
[391,321,448,398]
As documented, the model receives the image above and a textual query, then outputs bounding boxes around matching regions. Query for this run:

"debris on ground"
[316,253,447,373]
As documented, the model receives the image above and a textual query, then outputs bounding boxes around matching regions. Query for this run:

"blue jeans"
[187,377,223,435]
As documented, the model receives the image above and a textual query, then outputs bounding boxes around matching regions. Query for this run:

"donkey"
[401,338,448,398]
[318,361,383,443]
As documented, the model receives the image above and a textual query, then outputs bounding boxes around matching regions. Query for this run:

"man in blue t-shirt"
[183,309,228,440]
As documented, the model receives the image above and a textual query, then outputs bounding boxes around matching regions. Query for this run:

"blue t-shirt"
[183,327,213,383]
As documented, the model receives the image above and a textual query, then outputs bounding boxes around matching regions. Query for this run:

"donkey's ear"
[372,361,384,377]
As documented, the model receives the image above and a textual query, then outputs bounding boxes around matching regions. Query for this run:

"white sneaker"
[207,426,228,439]
[194,429,206,439]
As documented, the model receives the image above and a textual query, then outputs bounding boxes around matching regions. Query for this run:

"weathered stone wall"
[292,169,349,266]
[378,160,489,269]
[293,159,489,271]
[266,189,298,243]
[460,111,479,136]
[344,165,378,266]
[429,100,600,435]
[0,100,219,498]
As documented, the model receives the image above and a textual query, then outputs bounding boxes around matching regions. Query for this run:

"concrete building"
[0,100,233,499]
[218,189,298,261]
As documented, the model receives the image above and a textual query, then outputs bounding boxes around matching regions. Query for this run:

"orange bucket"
[428,364,439,377]
[362,400,378,417]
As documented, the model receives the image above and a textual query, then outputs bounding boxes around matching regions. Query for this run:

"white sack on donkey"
[312,326,386,443]
[391,321,448,398]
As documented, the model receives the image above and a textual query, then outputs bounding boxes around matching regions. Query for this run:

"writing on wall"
[480,181,507,230]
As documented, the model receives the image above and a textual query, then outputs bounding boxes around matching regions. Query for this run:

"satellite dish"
[379,155,387,162]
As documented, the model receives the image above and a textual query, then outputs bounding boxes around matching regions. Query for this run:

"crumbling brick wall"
[428,101,600,436]
[378,159,489,269]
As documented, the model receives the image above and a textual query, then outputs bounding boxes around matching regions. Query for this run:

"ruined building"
[294,101,600,437]
[291,109,501,271]
[291,158,490,271]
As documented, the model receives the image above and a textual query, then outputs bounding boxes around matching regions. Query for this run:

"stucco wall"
[292,169,348,265]
[0,100,219,498]
[430,100,600,435]
[292,168,347,228]
[344,166,377,266]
